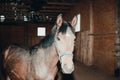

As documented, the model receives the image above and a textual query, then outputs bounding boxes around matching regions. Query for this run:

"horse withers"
[2,14,77,80]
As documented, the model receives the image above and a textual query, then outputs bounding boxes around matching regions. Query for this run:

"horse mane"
[39,25,57,48]
[30,21,75,55]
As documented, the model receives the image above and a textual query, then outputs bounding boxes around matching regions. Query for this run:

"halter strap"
[58,51,73,59]
[54,43,73,59]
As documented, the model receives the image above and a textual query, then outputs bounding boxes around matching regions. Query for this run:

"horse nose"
[67,64,74,71]
[62,64,74,74]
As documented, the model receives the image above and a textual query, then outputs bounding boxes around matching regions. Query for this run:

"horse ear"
[71,15,77,28]
[56,14,63,27]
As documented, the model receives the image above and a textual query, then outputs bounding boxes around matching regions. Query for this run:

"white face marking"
[66,32,71,37]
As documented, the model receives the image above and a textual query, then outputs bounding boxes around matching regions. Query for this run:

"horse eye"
[57,37,60,41]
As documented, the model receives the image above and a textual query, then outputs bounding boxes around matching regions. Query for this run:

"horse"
[2,14,77,80]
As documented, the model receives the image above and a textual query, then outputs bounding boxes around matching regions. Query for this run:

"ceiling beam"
[47,2,76,6]
[39,10,66,13]
[42,6,70,10]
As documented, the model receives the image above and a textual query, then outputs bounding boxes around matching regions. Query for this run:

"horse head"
[54,14,77,74]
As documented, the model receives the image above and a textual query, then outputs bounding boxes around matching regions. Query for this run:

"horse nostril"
[63,64,68,70]
[63,64,67,68]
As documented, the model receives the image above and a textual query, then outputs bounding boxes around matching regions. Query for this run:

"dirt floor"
[58,61,115,80]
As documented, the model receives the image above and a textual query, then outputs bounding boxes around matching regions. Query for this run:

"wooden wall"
[0,23,53,50]
[26,23,53,47]
[64,0,115,74]
[93,0,115,74]
[0,24,26,49]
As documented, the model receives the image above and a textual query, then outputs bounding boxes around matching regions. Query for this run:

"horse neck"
[35,43,59,66]
[30,44,59,79]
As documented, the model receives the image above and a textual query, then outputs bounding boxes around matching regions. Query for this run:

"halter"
[58,51,73,60]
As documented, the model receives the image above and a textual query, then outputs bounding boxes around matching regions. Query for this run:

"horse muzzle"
[62,64,74,74]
